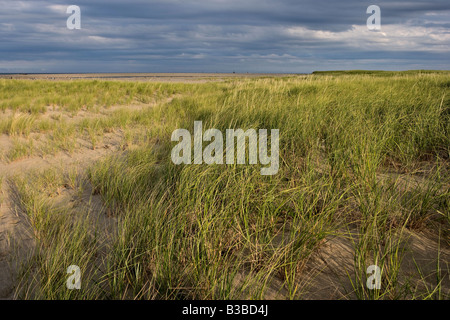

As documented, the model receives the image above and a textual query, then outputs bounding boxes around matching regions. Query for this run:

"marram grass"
[1,71,448,299]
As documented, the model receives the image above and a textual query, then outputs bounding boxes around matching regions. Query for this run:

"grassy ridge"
[2,71,449,299]
[312,70,450,76]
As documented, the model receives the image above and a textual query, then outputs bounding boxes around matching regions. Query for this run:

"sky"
[0,0,449,73]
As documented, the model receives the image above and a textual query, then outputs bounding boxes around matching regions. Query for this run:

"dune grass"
[1,71,449,299]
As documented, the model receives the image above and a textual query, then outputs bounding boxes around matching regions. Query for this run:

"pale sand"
[0,73,297,83]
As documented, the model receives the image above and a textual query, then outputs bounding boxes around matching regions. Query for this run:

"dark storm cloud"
[0,0,448,73]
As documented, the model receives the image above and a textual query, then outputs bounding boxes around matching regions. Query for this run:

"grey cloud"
[0,0,448,73]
